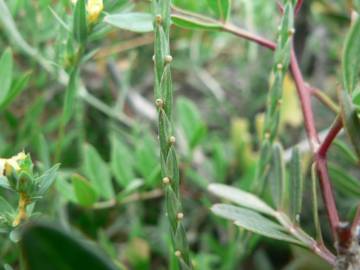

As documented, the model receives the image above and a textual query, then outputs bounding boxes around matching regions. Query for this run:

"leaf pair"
[209,184,301,245]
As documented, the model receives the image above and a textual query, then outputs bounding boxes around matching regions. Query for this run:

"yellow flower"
[86,0,103,24]
[0,151,27,176]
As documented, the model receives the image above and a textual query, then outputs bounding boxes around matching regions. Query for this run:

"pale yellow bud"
[0,151,27,176]
[86,0,103,24]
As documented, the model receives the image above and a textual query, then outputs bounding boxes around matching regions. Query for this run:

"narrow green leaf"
[0,196,14,214]
[311,164,323,242]
[110,135,134,188]
[83,144,114,200]
[20,223,118,270]
[161,65,173,117]
[289,147,304,223]
[333,139,359,165]
[206,0,231,21]
[171,14,222,31]
[55,176,77,203]
[165,185,181,232]
[211,204,300,244]
[134,135,159,186]
[158,109,171,157]
[62,69,79,124]
[174,224,191,265]
[0,71,30,110]
[166,147,180,195]
[208,184,276,216]
[177,98,206,150]
[104,12,153,33]
[342,17,360,93]
[339,90,360,159]
[36,164,60,195]
[328,163,360,197]
[73,0,87,43]
[0,48,13,104]
[270,143,286,209]
[72,174,98,206]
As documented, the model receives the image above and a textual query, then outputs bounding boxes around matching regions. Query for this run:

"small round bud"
[162,177,171,184]
[164,55,173,64]
[288,28,296,36]
[264,132,270,140]
[169,136,176,144]
[155,98,164,108]
[176,212,184,220]
[174,250,182,257]
[276,63,283,70]
[155,15,162,25]
[152,55,155,62]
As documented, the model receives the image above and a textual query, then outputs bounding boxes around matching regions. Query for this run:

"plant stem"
[222,23,276,51]
[13,192,29,227]
[290,46,340,237]
[222,14,341,241]
[295,0,304,14]
[318,116,343,158]
[276,211,336,265]
[290,49,320,150]
[309,86,340,114]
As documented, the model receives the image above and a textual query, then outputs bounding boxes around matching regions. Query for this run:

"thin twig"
[308,86,340,114]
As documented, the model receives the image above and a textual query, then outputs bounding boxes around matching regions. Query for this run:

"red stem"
[295,0,304,15]
[318,116,343,158]
[290,49,320,149]
[223,24,276,50]
[290,48,340,238]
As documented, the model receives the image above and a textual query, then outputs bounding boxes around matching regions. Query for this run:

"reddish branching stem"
[291,48,340,238]
[223,14,341,241]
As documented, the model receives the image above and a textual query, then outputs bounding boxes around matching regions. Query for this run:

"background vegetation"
[0,0,359,269]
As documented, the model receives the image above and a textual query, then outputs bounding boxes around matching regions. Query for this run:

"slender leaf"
[83,144,114,200]
[339,90,360,158]
[206,0,231,21]
[36,164,60,195]
[72,174,98,206]
[289,147,304,223]
[110,135,134,188]
[342,17,360,93]
[73,0,87,43]
[0,48,13,104]
[62,69,79,124]
[171,14,222,31]
[0,71,30,110]
[208,184,276,216]
[104,12,153,33]
[211,204,300,244]
[328,163,360,197]
[270,143,286,209]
